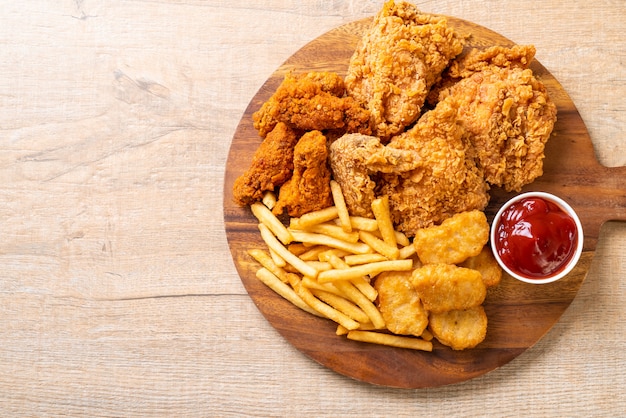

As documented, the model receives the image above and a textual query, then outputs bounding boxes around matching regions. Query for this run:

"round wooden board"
[223,16,626,388]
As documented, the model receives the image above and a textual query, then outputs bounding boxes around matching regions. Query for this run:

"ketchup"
[494,197,578,279]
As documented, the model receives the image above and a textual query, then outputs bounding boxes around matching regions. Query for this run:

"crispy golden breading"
[429,306,488,350]
[329,133,423,218]
[375,271,429,337]
[273,130,333,217]
[232,122,298,206]
[434,45,557,192]
[381,99,490,235]
[252,71,371,138]
[412,210,489,265]
[329,99,490,236]
[459,245,503,288]
[411,264,486,313]
[345,0,463,140]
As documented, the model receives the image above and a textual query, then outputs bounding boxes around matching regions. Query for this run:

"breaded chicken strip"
[429,306,488,350]
[411,264,486,313]
[273,130,333,217]
[345,0,463,140]
[232,122,298,206]
[434,45,557,191]
[412,210,489,265]
[252,71,371,138]
[375,271,429,337]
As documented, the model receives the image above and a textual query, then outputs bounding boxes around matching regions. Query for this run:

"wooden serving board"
[223,16,626,388]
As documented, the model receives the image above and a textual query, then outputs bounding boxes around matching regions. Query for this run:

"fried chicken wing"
[429,306,488,350]
[329,133,423,218]
[375,271,429,337]
[412,210,489,265]
[273,130,333,217]
[345,0,463,140]
[411,264,486,313]
[434,45,557,191]
[232,122,298,206]
[252,71,371,138]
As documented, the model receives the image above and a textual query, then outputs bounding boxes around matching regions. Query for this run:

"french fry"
[359,230,400,260]
[344,216,379,232]
[306,261,332,273]
[371,196,397,248]
[310,289,370,323]
[269,248,286,268]
[350,276,378,302]
[287,243,309,256]
[343,253,388,266]
[347,330,433,352]
[261,191,277,210]
[337,322,378,336]
[334,280,386,329]
[398,243,417,260]
[294,282,360,330]
[330,180,352,233]
[421,329,434,342]
[300,277,345,297]
[258,223,318,279]
[289,230,372,255]
[251,202,293,245]
[317,248,351,262]
[255,268,322,317]
[291,206,339,230]
[299,245,332,261]
[322,253,378,302]
[248,249,290,283]
[306,223,360,243]
[317,259,413,283]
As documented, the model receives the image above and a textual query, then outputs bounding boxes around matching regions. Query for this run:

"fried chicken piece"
[380,98,490,235]
[345,0,463,140]
[375,271,429,337]
[411,264,486,314]
[329,133,423,218]
[273,130,333,217]
[434,45,557,192]
[329,98,490,235]
[429,306,488,350]
[252,71,371,138]
[232,122,298,206]
[412,210,489,265]
[459,245,503,288]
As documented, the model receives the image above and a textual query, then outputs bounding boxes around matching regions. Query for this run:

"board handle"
[592,165,626,223]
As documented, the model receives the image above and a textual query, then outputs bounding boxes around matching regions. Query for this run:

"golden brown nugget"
[411,264,486,313]
[375,271,428,337]
[413,210,489,265]
[460,245,503,288]
[429,306,488,350]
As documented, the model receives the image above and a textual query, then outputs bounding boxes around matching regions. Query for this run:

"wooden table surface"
[1,1,624,416]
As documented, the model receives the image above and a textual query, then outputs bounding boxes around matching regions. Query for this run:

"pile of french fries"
[247,180,433,352]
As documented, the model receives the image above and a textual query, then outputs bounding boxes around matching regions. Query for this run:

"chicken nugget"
[413,210,489,265]
[375,271,428,337]
[429,306,487,350]
[459,245,503,288]
[411,264,486,313]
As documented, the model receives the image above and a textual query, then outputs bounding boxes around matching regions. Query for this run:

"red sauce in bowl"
[494,196,578,279]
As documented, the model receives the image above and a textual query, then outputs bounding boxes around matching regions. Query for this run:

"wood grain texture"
[224,16,625,388]
[0,0,624,415]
